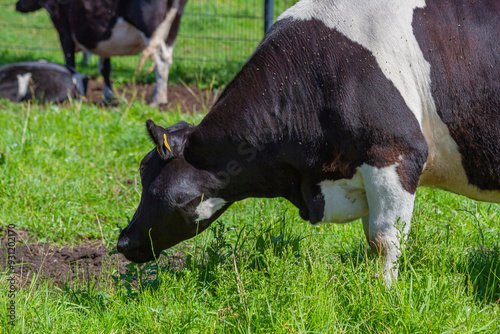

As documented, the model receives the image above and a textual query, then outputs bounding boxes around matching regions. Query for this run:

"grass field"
[0,97,499,332]
[1,1,500,333]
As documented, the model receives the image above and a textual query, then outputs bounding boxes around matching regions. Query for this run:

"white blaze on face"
[16,72,32,100]
[320,171,369,223]
[196,197,227,221]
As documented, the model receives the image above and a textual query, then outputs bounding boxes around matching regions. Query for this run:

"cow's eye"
[139,164,146,175]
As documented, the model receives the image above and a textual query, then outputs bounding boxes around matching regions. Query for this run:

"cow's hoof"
[149,101,169,108]
[148,92,168,107]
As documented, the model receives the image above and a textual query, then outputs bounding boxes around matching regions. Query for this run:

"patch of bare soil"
[85,79,219,113]
[0,227,185,289]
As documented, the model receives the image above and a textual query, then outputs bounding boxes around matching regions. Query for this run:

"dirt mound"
[0,227,185,289]
[86,79,219,113]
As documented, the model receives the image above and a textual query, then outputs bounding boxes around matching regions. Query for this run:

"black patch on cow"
[185,18,428,223]
[70,0,118,50]
[412,0,500,191]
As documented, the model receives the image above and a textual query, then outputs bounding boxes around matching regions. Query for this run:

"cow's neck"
[182,42,345,223]
[184,96,314,219]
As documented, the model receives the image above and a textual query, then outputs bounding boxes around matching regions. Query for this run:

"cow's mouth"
[117,228,159,263]
[118,244,158,263]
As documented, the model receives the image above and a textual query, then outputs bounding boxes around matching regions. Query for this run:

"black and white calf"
[0,61,88,102]
[117,0,500,284]
[16,0,187,106]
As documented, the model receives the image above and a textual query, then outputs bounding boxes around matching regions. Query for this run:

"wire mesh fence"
[0,0,298,85]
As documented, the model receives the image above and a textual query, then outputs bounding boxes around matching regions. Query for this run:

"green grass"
[0,98,499,332]
[1,0,500,332]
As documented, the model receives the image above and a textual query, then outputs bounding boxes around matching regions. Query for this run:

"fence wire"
[0,0,298,83]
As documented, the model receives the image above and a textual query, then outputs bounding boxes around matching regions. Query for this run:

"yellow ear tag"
[163,133,172,152]
[157,146,162,157]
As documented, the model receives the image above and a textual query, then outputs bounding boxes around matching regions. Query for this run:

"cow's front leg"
[98,57,114,104]
[359,164,416,286]
[149,43,173,107]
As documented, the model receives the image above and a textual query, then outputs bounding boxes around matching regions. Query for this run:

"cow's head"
[15,0,43,12]
[117,120,230,263]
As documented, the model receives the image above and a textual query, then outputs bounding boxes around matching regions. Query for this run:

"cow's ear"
[146,120,194,160]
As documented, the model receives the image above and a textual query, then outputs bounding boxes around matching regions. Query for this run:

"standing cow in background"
[117,0,499,285]
[16,0,188,106]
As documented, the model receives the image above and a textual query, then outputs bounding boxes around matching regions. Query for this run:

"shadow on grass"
[339,241,374,268]
[457,245,500,304]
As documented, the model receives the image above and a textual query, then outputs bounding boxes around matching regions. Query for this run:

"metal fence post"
[264,0,274,33]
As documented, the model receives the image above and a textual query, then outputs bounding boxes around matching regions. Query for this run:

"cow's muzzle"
[117,228,155,263]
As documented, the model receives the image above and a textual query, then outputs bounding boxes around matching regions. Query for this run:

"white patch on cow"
[16,72,32,100]
[359,163,415,284]
[196,197,227,221]
[74,17,148,58]
[281,0,499,203]
[319,171,369,223]
[319,163,414,283]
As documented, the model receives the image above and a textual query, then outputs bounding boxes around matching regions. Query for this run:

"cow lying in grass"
[117,0,499,284]
[0,61,88,103]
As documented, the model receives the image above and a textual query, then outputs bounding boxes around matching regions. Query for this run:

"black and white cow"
[16,0,187,106]
[0,60,88,102]
[117,0,500,284]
